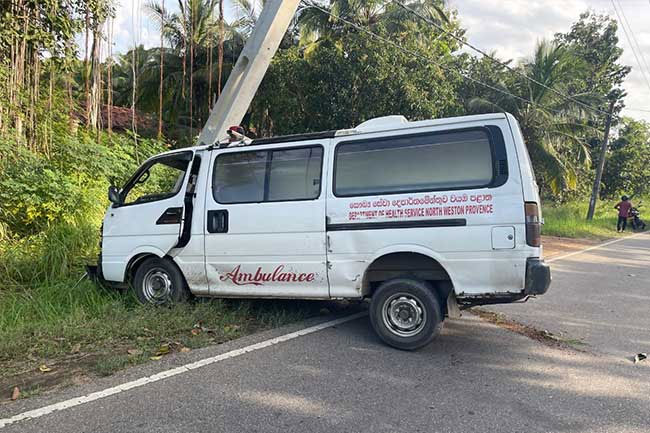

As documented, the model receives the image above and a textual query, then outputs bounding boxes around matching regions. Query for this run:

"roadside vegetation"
[0,279,322,385]
[542,198,648,239]
[1,0,649,398]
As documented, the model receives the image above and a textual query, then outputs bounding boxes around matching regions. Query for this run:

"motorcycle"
[629,202,647,231]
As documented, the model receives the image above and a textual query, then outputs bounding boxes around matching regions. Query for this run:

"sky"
[110,0,650,122]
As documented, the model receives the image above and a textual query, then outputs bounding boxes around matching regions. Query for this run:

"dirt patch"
[0,354,99,404]
[470,309,588,351]
[542,235,601,260]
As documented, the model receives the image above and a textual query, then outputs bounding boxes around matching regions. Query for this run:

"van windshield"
[122,154,191,205]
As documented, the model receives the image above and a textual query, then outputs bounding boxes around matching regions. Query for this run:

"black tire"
[369,278,443,350]
[132,257,190,305]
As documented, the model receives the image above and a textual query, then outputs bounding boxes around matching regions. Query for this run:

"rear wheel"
[133,257,190,305]
[369,278,443,350]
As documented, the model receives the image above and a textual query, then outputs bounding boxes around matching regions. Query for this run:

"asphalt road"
[489,233,650,359]
[2,234,649,433]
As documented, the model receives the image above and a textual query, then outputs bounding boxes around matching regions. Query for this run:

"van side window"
[213,151,267,203]
[213,146,323,204]
[268,147,322,201]
[334,129,493,197]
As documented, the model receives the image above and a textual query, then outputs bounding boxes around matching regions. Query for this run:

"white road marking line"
[547,231,648,263]
[0,312,368,429]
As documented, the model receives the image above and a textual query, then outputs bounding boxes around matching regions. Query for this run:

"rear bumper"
[456,258,551,309]
[523,258,551,295]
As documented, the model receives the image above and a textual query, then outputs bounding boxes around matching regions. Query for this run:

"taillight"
[525,202,541,247]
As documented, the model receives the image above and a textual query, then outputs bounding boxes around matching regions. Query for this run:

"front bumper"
[86,255,126,290]
[524,258,551,295]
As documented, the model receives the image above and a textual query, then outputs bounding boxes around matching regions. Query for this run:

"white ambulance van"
[97,113,550,350]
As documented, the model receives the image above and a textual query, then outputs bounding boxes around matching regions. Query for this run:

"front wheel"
[133,257,190,305]
[369,278,443,350]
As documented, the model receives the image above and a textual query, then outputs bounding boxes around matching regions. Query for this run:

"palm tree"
[468,40,601,193]
[113,1,250,143]
[297,0,449,46]
[145,0,220,138]
[158,0,165,139]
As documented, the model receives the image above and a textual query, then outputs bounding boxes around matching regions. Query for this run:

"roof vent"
[355,115,408,131]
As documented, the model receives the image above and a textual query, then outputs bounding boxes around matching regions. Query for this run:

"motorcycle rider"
[614,195,632,232]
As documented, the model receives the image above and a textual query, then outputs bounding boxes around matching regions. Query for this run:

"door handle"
[207,210,229,233]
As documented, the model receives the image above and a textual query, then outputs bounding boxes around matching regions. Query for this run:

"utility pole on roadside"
[586,99,616,220]
[197,0,301,146]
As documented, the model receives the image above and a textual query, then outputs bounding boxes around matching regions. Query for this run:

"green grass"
[17,385,43,399]
[93,355,132,377]
[542,198,646,239]
[0,279,324,382]
[0,221,332,389]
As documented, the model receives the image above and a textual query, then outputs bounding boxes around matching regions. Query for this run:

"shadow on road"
[211,316,650,433]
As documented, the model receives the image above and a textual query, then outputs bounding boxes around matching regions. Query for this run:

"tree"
[250,6,462,136]
[555,12,630,107]
[158,0,165,138]
[297,0,449,47]
[0,0,83,148]
[145,0,220,140]
[86,0,115,130]
[467,40,601,196]
[554,11,630,201]
[601,118,650,199]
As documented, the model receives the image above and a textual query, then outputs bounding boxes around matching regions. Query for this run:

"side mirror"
[108,185,121,205]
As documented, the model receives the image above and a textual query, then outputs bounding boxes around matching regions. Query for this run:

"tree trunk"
[66,38,74,119]
[189,1,194,140]
[158,0,164,139]
[47,63,53,157]
[132,45,138,161]
[27,43,38,150]
[6,0,17,135]
[208,26,213,110]
[84,9,91,126]
[131,2,139,162]
[88,29,103,130]
[181,0,187,100]
[218,0,224,97]
[15,0,27,142]
[107,17,113,137]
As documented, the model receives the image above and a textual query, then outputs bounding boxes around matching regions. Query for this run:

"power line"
[300,2,532,106]
[624,107,650,113]
[615,0,650,79]
[300,1,602,124]
[611,0,650,93]
[392,0,611,119]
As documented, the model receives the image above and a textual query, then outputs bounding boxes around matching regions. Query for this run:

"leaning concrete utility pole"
[586,99,616,220]
[197,0,301,146]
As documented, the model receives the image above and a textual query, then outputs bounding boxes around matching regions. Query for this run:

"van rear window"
[334,129,494,197]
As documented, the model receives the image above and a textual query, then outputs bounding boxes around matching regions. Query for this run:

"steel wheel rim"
[381,292,427,338]
[142,268,173,304]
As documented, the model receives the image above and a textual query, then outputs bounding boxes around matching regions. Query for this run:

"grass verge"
[0,279,339,401]
[542,198,647,239]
